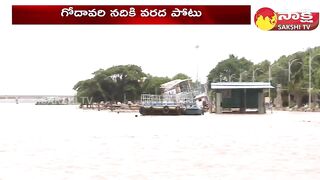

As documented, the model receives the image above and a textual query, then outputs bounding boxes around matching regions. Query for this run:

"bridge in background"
[0,95,76,103]
[0,95,75,99]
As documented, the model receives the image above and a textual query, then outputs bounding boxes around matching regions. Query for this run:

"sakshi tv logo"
[254,7,319,31]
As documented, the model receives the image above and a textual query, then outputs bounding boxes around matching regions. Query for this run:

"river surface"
[1,104,320,180]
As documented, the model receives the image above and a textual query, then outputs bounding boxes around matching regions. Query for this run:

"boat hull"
[139,106,203,115]
[183,108,203,115]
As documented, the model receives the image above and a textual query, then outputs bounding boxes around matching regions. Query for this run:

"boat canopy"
[160,79,191,91]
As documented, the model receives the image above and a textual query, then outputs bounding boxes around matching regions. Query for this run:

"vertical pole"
[244,89,247,112]
[196,64,199,84]
[216,92,222,114]
[268,65,271,104]
[195,45,199,85]
[252,70,255,82]
[288,62,291,107]
[309,55,312,107]
[258,90,265,114]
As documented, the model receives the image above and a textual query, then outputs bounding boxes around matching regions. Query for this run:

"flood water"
[1,104,320,180]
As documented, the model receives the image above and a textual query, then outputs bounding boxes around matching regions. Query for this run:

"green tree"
[251,60,271,82]
[270,46,320,107]
[172,73,190,80]
[74,65,146,103]
[142,74,171,94]
[95,65,146,102]
[73,78,104,105]
[207,54,253,83]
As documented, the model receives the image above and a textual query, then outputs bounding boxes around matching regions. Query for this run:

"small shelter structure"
[211,82,274,114]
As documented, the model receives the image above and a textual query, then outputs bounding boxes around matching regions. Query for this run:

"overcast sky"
[1,0,319,95]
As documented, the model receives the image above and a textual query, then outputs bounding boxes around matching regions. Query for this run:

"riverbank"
[273,106,320,112]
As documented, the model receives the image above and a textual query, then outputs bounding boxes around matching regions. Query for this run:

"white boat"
[140,79,206,115]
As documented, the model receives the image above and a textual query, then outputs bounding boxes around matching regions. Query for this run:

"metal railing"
[141,91,200,107]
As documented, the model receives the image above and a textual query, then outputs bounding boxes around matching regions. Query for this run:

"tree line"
[74,46,320,106]
[73,65,190,104]
[207,46,320,107]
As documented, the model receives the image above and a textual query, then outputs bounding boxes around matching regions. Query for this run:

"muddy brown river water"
[0,104,320,179]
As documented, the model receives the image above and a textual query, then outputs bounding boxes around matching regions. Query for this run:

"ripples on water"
[0,104,320,180]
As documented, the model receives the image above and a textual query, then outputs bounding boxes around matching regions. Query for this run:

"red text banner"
[12,5,251,25]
